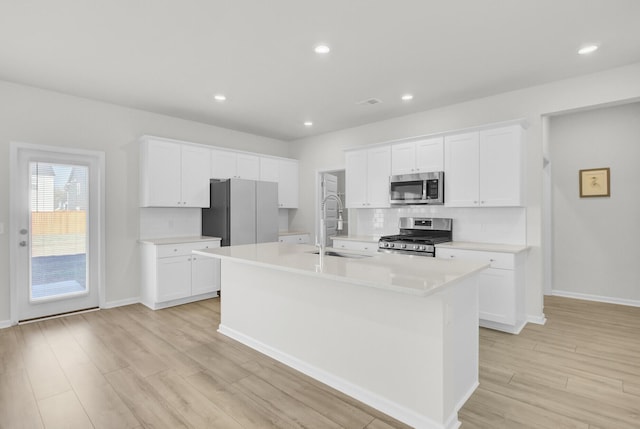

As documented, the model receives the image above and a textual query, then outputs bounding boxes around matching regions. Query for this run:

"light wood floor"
[460,296,640,429]
[0,296,638,428]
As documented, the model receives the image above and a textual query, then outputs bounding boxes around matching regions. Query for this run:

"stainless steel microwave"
[389,172,444,205]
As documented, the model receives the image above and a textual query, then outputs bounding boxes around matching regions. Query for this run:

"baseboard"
[552,290,640,308]
[526,313,547,325]
[0,319,13,330]
[140,292,218,310]
[218,324,458,429]
[480,319,527,334]
[101,297,140,309]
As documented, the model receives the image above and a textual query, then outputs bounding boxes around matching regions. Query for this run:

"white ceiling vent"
[356,98,383,106]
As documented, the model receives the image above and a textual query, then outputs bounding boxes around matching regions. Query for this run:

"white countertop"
[194,242,488,297]
[330,235,380,243]
[436,241,529,254]
[278,230,310,236]
[138,236,222,245]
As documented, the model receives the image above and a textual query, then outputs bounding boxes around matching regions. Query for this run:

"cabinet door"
[366,146,391,208]
[211,149,237,179]
[415,137,444,173]
[259,157,279,183]
[141,140,181,207]
[345,150,368,208]
[191,255,220,295]
[181,145,211,207]
[444,132,480,207]
[237,154,260,180]
[478,268,516,325]
[278,159,299,208]
[157,256,191,302]
[479,126,523,206]
[391,142,415,175]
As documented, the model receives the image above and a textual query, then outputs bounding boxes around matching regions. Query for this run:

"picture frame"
[579,167,610,198]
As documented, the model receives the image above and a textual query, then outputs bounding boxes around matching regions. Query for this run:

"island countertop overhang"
[194,242,488,297]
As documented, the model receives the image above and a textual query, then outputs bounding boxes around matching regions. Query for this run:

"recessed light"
[304,121,313,127]
[314,44,330,54]
[213,94,226,101]
[401,94,414,101]
[578,45,599,55]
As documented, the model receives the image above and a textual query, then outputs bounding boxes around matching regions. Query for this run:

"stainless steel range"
[378,217,452,257]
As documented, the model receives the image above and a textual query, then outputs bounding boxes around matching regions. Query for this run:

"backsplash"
[139,208,202,240]
[353,206,526,244]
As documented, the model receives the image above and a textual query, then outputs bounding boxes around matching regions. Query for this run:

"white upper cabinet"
[479,126,524,207]
[444,132,480,207]
[210,149,237,179]
[181,145,212,207]
[444,125,524,207]
[391,137,444,175]
[211,149,259,180]
[140,138,211,207]
[141,135,299,209]
[260,157,299,208]
[236,153,260,180]
[259,157,279,183]
[278,159,299,208]
[345,146,391,208]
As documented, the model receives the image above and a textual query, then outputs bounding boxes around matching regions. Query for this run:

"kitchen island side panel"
[217,259,478,429]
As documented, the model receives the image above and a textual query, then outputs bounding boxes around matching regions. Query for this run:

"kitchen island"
[194,242,488,429]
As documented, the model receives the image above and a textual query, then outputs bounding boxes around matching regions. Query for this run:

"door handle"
[19,241,27,247]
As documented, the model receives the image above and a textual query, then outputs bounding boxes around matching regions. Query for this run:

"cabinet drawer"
[157,241,220,258]
[436,248,514,269]
[332,240,377,253]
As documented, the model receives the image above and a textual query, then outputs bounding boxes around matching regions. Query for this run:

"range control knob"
[400,244,407,249]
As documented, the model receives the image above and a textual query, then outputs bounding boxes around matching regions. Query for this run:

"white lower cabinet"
[437,247,526,333]
[331,238,378,253]
[278,233,310,244]
[141,240,221,309]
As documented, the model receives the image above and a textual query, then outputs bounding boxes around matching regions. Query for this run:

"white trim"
[343,118,529,152]
[9,141,106,324]
[552,290,640,308]
[479,319,528,334]
[0,320,12,329]
[139,134,297,162]
[101,297,141,309]
[218,324,461,429]
[527,313,547,325]
[18,307,99,325]
[139,293,218,310]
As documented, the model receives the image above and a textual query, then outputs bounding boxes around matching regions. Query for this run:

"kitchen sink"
[309,250,372,259]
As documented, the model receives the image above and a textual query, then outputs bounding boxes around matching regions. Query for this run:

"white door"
[11,143,104,322]
[322,173,339,247]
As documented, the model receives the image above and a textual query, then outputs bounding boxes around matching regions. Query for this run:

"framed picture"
[579,167,610,197]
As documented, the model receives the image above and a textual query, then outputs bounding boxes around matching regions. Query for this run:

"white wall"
[550,102,640,304]
[0,80,289,322]
[289,61,640,321]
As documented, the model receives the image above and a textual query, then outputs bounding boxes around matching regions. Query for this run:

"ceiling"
[1,1,640,141]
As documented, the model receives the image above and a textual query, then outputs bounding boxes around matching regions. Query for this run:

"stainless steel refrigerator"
[201,179,279,246]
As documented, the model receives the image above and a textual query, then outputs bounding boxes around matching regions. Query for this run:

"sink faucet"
[318,194,344,255]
